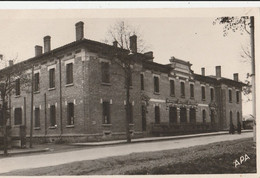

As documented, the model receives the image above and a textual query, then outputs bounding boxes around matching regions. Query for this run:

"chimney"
[35,45,43,57]
[233,73,239,81]
[113,41,118,48]
[44,36,51,53]
[75,21,84,41]
[216,66,221,78]
[144,51,154,62]
[201,67,205,76]
[9,60,13,66]
[130,35,137,54]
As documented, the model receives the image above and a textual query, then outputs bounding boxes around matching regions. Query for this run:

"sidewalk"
[0,130,253,156]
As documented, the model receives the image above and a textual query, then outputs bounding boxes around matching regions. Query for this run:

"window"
[230,111,233,124]
[141,105,146,131]
[201,86,206,100]
[154,76,159,93]
[14,108,22,125]
[50,105,56,127]
[180,107,187,123]
[34,73,40,92]
[154,106,160,124]
[237,112,240,123]
[210,88,214,101]
[66,63,73,84]
[236,91,240,103]
[35,107,40,128]
[67,103,74,125]
[102,101,110,124]
[169,107,177,123]
[190,108,196,123]
[229,89,232,103]
[101,62,110,83]
[140,74,144,90]
[170,80,175,96]
[202,110,206,123]
[125,72,132,87]
[190,84,194,98]
[49,68,55,88]
[15,78,20,96]
[181,82,185,97]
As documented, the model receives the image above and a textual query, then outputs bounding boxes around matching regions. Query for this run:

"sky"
[0,8,256,116]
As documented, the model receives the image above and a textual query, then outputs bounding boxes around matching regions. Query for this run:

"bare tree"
[0,57,30,156]
[104,20,149,53]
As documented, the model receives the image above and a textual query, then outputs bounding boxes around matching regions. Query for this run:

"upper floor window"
[170,80,175,96]
[140,74,144,91]
[101,62,110,83]
[201,86,206,100]
[15,78,20,96]
[34,72,40,92]
[49,68,55,88]
[190,83,194,98]
[66,63,73,85]
[210,88,214,101]
[154,76,159,93]
[180,82,185,97]
[229,89,232,103]
[236,91,240,103]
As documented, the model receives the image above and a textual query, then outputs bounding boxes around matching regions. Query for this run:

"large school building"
[0,21,245,143]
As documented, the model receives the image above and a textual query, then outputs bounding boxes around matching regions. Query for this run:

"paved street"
[0,132,252,174]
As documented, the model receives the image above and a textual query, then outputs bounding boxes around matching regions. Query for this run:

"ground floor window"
[155,106,160,124]
[237,112,240,124]
[35,107,40,127]
[230,111,233,125]
[14,108,22,125]
[67,103,74,125]
[180,107,187,123]
[190,108,196,123]
[169,107,177,123]
[50,105,56,126]
[202,110,206,123]
[102,101,110,124]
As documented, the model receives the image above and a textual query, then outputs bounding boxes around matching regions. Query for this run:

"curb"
[71,130,253,147]
[0,148,50,157]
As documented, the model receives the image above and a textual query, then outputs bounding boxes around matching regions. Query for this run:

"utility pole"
[30,65,34,148]
[250,16,256,142]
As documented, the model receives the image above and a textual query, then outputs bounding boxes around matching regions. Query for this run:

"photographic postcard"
[0,2,258,178]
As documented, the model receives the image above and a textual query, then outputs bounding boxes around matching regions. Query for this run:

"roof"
[143,61,172,73]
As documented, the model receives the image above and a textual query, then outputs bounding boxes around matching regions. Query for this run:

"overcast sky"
[0,8,255,116]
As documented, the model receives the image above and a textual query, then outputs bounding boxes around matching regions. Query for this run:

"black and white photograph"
[0,2,258,177]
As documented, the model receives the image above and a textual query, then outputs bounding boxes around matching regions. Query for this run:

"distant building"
[0,21,245,143]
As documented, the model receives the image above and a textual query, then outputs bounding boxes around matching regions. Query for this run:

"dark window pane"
[67,103,74,125]
[154,76,159,93]
[16,78,20,96]
[141,74,144,90]
[35,108,40,127]
[202,110,206,123]
[101,62,110,83]
[50,105,56,126]
[236,91,239,103]
[14,108,22,125]
[181,82,185,97]
[201,86,205,100]
[66,63,73,84]
[190,84,194,98]
[34,73,40,92]
[49,68,55,88]
[210,88,214,101]
[103,101,110,124]
[170,80,175,96]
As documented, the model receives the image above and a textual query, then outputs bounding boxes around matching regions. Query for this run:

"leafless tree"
[104,20,149,53]
[0,57,30,156]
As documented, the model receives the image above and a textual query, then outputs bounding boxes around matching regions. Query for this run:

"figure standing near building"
[237,121,241,134]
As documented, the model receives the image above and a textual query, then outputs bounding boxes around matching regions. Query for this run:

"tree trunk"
[2,99,8,156]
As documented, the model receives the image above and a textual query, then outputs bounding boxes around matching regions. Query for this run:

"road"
[0,132,252,174]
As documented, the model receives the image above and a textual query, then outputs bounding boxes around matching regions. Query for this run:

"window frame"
[180,81,185,98]
[201,86,206,101]
[101,62,110,84]
[49,68,55,89]
[66,62,74,85]
[170,80,175,96]
[67,102,74,126]
[154,76,160,93]
[190,83,194,99]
